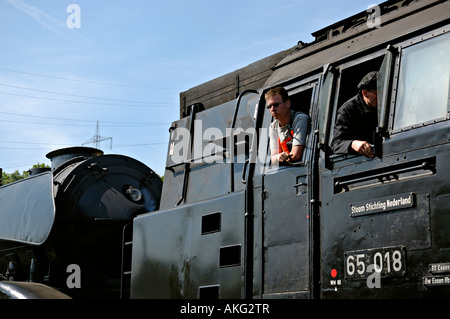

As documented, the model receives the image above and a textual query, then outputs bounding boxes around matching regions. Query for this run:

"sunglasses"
[266,102,284,110]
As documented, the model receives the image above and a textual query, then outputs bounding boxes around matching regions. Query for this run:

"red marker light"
[331,269,337,278]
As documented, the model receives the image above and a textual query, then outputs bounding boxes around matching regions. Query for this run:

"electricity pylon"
[82,121,112,150]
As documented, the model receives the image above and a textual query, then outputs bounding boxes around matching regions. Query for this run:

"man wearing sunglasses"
[265,87,310,165]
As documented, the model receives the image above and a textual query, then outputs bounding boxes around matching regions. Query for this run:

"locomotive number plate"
[344,246,406,280]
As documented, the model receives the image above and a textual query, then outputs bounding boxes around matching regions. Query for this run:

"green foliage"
[1,163,50,186]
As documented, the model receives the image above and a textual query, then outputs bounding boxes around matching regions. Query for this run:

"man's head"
[265,87,291,124]
[358,71,378,108]
[265,87,290,103]
[357,71,378,91]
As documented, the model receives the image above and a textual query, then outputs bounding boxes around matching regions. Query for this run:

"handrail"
[176,103,202,206]
[230,89,258,192]
[335,160,436,192]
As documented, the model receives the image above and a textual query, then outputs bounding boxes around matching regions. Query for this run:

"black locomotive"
[0,147,162,298]
[130,0,450,299]
[1,0,450,299]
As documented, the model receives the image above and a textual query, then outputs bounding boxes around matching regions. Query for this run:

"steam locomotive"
[1,0,449,299]
[0,147,162,298]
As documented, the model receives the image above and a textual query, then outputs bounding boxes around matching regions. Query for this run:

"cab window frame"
[321,52,385,167]
[328,53,385,146]
[264,76,318,173]
[388,28,450,134]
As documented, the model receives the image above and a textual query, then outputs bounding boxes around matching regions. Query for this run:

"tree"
[1,163,50,186]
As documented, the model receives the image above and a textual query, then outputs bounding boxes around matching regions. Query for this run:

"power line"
[0,91,176,108]
[0,111,94,122]
[1,159,48,171]
[0,111,168,126]
[0,67,182,90]
[2,119,92,126]
[0,140,69,146]
[0,146,56,150]
[1,118,167,127]
[0,82,165,105]
[0,142,165,148]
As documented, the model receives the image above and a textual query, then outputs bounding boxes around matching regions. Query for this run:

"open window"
[331,56,384,138]
[288,85,314,116]
[319,56,384,167]
[266,83,315,169]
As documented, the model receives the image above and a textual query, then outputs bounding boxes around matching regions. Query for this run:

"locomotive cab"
[130,0,450,300]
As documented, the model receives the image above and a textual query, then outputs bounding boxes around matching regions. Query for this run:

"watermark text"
[66,4,81,29]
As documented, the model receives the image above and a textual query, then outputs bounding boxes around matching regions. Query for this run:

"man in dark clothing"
[331,71,378,158]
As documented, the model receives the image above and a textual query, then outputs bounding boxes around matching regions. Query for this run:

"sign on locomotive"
[0,0,449,299]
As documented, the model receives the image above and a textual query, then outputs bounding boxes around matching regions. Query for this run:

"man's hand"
[351,140,374,158]
[278,151,291,162]
[271,145,304,164]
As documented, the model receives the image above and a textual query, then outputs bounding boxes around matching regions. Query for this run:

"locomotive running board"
[0,171,55,245]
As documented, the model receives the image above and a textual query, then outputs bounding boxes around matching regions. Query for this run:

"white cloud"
[7,0,66,35]
[5,0,86,42]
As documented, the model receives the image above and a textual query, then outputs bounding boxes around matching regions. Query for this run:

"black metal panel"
[49,154,162,294]
[161,95,257,209]
[131,191,245,299]
[179,48,293,117]
[320,142,449,298]
[262,166,311,298]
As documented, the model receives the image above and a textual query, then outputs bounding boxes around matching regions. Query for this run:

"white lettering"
[180,303,214,317]
[203,126,224,164]
[438,264,450,272]
[424,276,450,286]
[352,205,366,214]
[352,194,413,215]
[366,264,381,288]
[386,195,412,208]
[169,127,190,164]
[367,4,381,29]
[365,200,386,211]
[66,4,81,29]
[66,264,81,288]
[193,120,203,163]
[168,125,270,166]
[223,304,269,314]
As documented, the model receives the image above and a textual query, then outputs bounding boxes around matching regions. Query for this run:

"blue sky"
[0,0,382,176]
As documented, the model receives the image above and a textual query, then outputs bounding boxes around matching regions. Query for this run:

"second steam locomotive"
[0,147,162,298]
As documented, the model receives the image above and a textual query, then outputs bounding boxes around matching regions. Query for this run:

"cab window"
[327,56,383,153]
[393,32,450,130]
[266,86,314,168]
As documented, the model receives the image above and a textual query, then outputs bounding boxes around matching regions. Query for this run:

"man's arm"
[271,149,285,164]
[289,145,304,162]
[271,143,305,164]
[289,112,309,162]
